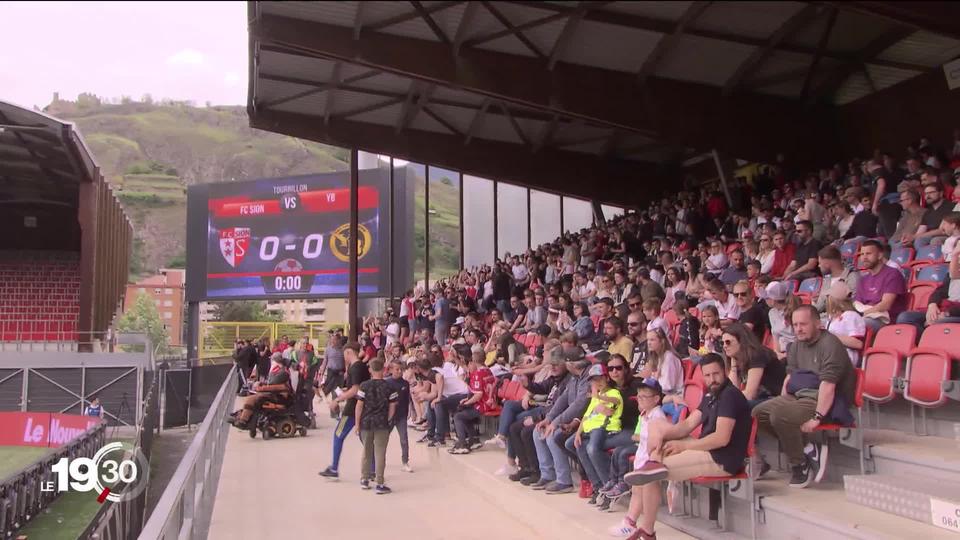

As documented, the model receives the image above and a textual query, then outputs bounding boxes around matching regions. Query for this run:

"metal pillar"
[424,165,430,288]
[187,301,200,364]
[712,149,734,207]
[349,149,359,341]
[493,180,499,260]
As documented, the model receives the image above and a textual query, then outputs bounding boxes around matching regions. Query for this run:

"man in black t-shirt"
[319,342,370,480]
[782,220,821,282]
[623,353,752,540]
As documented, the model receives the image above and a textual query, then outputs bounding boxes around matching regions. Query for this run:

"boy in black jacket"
[386,359,413,473]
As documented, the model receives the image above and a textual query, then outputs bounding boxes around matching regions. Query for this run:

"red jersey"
[469,368,496,414]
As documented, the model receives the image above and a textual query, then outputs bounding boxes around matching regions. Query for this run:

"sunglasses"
[627,321,642,326]
[733,291,750,297]
[722,339,735,346]
[608,365,625,371]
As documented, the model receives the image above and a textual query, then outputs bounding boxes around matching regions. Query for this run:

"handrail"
[138,365,235,540]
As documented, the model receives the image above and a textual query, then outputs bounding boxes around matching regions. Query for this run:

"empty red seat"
[862,324,917,404]
[903,323,960,408]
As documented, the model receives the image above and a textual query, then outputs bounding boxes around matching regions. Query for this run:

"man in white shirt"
[707,278,740,327]
[705,241,729,276]
[512,256,530,290]
[429,347,473,446]
[573,271,597,302]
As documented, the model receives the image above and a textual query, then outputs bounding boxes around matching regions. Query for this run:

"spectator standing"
[355,356,397,494]
[319,341,369,480]
[386,359,414,473]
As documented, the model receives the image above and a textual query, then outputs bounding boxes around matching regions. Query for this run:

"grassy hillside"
[47,99,349,278]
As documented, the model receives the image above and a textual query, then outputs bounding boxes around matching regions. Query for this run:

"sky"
[0,1,248,109]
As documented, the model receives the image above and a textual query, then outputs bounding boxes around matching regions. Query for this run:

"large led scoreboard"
[185,167,411,301]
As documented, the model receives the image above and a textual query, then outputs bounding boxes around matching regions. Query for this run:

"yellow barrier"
[199,322,344,359]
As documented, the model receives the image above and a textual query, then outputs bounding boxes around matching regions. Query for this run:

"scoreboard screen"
[186,170,391,301]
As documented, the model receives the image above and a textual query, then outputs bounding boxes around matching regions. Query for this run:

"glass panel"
[602,203,625,221]
[463,175,495,269]
[497,183,528,259]
[428,166,461,282]
[562,196,593,234]
[530,190,561,249]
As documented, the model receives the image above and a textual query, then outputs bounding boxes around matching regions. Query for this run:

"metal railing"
[0,422,106,538]
[137,365,235,540]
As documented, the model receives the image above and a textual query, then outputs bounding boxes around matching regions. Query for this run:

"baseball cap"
[827,280,852,300]
[586,364,608,380]
[765,281,789,301]
[639,377,663,396]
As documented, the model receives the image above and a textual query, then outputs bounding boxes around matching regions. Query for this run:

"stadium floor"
[210,397,693,540]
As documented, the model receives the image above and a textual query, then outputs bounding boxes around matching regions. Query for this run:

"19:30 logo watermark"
[42,442,149,503]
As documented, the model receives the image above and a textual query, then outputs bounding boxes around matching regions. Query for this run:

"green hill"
[45,97,350,278]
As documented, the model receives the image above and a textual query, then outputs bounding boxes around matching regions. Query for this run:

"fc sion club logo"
[219,227,250,268]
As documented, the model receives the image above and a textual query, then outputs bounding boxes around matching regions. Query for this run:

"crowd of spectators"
[311,133,960,539]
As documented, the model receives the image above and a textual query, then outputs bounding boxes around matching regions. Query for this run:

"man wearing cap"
[815,245,860,312]
[508,350,572,484]
[531,352,592,494]
[752,305,855,488]
[624,353,753,540]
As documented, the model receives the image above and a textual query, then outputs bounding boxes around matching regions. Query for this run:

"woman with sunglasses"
[594,354,646,511]
[721,323,784,407]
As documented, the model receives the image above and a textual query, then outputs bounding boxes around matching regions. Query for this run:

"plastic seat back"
[798,277,822,295]
[688,364,704,388]
[870,324,917,355]
[914,264,948,286]
[904,324,960,407]
[915,244,943,265]
[681,358,694,382]
[683,382,704,411]
[890,247,915,266]
[908,284,936,311]
[783,280,799,294]
[862,348,901,403]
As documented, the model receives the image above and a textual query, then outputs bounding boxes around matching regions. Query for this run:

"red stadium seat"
[890,247,915,267]
[862,324,916,405]
[796,277,822,304]
[681,381,704,411]
[904,244,943,269]
[689,417,759,536]
[911,264,948,286]
[903,324,959,409]
[680,358,694,382]
[907,284,936,312]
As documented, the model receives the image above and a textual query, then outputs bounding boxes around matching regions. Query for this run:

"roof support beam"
[259,67,379,109]
[410,0,451,45]
[251,108,662,204]
[352,2,365,40]
[548,2,590,70]
[636,1,711,85]
[532,113,559,153]
[497,101,529,146]
[800,7,839,100]
[421,105,463,137]
[464,99,490,146]
[324,61,342,124]
[506,1,930,73]
[479,1,545,59]
[252,13,839,163]
[452,1,479,56]
[723,5,822,96]
[365,1,462,32]
[823,1,960,41]
[810,25,915,103]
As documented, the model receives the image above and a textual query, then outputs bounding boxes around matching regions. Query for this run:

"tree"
[212,301,281,322]
[116,293,170,353]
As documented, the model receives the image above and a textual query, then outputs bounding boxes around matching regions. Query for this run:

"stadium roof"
[0,100,98,207]
[247,1,960,201]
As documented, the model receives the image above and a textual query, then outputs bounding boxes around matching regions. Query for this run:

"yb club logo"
[330,223,371,262]
[219,227,250,268]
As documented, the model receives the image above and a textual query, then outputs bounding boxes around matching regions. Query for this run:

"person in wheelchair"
[230,352,292,429]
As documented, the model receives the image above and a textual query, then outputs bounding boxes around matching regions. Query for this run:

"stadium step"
[844,473,960,530]
[865,428,960,483]
[755,472,957,540]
